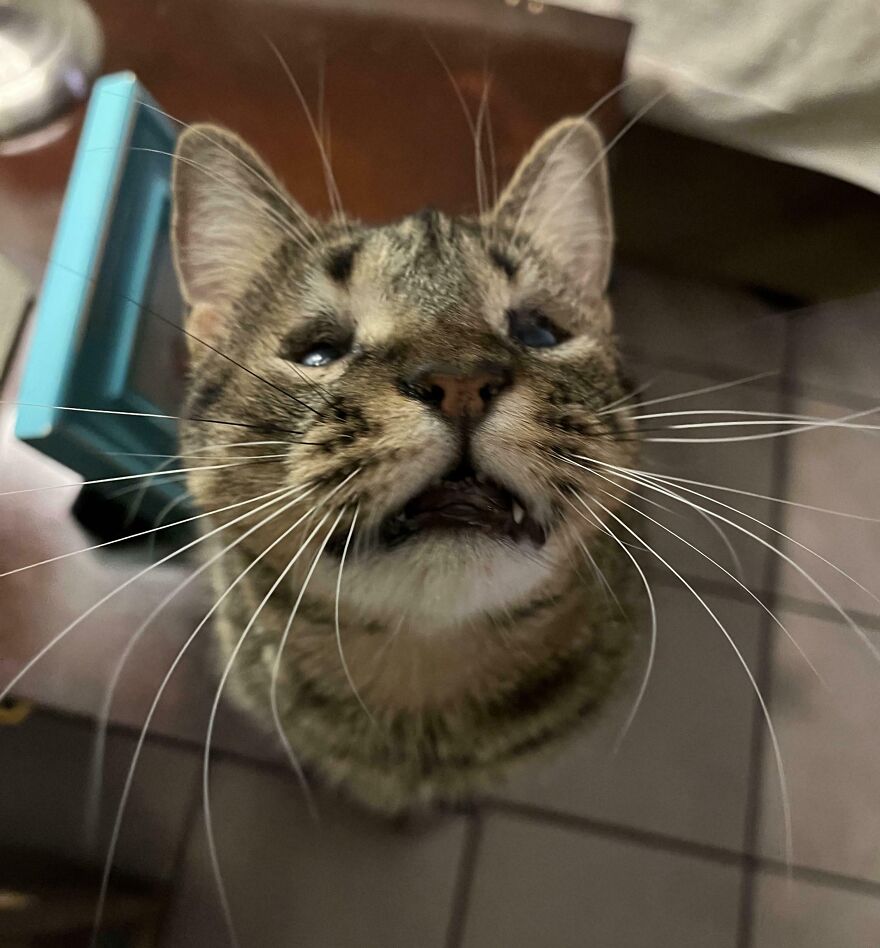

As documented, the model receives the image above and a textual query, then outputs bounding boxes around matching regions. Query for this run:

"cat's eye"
[507,308,569,348]
[299,343,346,367]
[278,326,352,367]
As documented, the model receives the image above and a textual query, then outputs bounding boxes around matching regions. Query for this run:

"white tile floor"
[2,267,879,947]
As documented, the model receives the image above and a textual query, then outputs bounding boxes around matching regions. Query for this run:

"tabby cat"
[171,115,640,813]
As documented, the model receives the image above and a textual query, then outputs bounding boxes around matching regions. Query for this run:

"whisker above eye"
[263,35,346,225]
[99,93,322,243]
[86,144,315,251]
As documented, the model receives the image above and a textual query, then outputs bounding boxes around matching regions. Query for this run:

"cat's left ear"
[491,117,613,300]
[171,124,311,350]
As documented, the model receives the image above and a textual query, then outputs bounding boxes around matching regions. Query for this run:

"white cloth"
[553,0,880,193]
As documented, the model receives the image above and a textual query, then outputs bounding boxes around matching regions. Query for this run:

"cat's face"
[172,117,638,626]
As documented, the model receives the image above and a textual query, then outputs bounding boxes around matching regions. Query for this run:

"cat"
[171,115,642,813]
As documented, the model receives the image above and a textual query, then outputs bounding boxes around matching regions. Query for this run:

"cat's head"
[172,116,638,627]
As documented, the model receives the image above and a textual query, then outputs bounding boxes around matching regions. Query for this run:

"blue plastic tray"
[15,72,189,524]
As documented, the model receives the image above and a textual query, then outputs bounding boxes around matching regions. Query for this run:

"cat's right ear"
[171,124,309,349]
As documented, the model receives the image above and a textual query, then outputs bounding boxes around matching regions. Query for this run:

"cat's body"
[172,116,641,812]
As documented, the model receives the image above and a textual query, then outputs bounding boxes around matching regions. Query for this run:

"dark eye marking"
[507,308,569,348]
[326,243,360,284]
[490,247,518,279]
[278,313,352,367]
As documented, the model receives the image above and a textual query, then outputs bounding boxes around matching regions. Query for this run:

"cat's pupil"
[300,344,342,367]
[507,308,567,348]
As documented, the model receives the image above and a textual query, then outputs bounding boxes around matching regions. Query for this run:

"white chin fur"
[311,532,558,629]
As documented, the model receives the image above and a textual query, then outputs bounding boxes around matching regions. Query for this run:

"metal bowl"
[0,0,103,149]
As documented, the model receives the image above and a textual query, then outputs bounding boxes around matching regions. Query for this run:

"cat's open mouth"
[379,459,546,548]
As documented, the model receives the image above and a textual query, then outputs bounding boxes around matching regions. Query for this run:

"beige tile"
[495,587,762,852]
[462,813,741,948]
[620,365,782,593]
[776,397,880,617]
[757,611,880,882]
[162,759,466,948]
[788,291,880,403]
[752,870,880,948]
[611,263,785,373]
[0,711,198,880]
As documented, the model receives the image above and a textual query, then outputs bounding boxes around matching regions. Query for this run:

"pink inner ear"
[188,302,224,349]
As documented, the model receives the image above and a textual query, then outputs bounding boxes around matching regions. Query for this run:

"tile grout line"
[735,310,797,948]
[478,798,880,899]
[444,810,483,948]
[151,746,204,945]
[485,798,743,868]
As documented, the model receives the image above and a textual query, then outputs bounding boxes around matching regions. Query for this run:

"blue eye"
[507,308,568,348]
[299,343,345,367]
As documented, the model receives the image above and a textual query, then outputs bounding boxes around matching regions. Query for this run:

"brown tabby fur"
[172,116,641,813]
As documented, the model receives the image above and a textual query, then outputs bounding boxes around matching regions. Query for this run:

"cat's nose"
[404,363,513,419]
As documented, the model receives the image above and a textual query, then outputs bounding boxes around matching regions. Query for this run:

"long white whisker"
[563,492,658,750]
[0,485,292,580]
[118,457,176,525]
[334,507,374,724]
[268,471,361,777]
[474,73,491,217]
[0,457,282,498]
[573,531,624,613]
[620,467,880,525]
[571,461,825,685]
[107,451,290,461]
[109,438,292,457]
[83,482,315,855]
[0,485,298,705]
[93,144,317,249]
[597,378,657,415]
[264,36,345,222]
[203,504,342,948]
[588,493,793,868]
[511,76,638,238]
[527,89,669,239]
[595,461,880,665]
[87,484,312,946]
[633,405,880,443]
[597,371,778,415]
[101,94,320,243]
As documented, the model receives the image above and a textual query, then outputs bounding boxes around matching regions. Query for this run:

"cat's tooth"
[512,502,525,525]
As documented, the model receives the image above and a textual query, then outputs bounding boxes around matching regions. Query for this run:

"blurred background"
[0,0,878,945]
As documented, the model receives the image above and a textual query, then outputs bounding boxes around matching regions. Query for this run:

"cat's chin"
[324,529,559,628]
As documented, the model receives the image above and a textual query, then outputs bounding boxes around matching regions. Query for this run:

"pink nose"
[417,367,511,419]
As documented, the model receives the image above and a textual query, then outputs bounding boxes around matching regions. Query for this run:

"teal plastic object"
[15,72,189,526]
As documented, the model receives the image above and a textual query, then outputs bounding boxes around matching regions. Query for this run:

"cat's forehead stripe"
[325,242,360,284]
[489,247,518,279]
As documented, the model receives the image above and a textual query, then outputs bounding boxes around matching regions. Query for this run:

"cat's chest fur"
[206,534,636,812]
